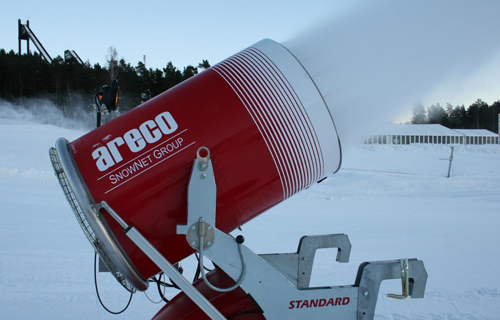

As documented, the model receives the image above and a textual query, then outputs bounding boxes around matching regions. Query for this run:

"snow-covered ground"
[1,114,499,319]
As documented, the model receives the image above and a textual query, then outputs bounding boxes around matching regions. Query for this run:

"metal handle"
[387,258,409,299]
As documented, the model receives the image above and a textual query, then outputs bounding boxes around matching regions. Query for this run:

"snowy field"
[1,115,499,319]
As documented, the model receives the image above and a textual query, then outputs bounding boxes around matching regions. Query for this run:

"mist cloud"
[0,99,93,131]
[285,0,500,146]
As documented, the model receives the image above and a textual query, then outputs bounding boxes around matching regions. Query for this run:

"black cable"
[156,276,170,303]
[147,271,186,303]
[192,263,201,283]
[150,271,181,289]
[94,253,133,314]
[148,274,171,303]
[195,253,213,272]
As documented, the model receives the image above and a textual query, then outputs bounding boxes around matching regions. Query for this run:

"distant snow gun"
[49,39,428,319]
[94,79,119,128]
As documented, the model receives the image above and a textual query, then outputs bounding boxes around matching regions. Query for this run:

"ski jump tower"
[18,19,84,64]
[18,19,53,63]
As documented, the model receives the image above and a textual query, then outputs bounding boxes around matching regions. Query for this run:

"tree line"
[0,48,210,113]
[2,48,498,134]
[410,100,500,133]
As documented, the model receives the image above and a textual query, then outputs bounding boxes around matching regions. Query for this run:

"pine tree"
[427,103,449,126]
[198,59,211,70]
[411,103,427,124]
[466,99,488,129]
[182,65,198,80]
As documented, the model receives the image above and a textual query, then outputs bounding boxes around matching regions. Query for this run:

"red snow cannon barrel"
[49,39,342,292]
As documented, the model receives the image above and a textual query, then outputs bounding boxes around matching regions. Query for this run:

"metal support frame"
[101,201,227,320]
[101,146,428,320]
[260,234,351,289]
[355,259,427,319]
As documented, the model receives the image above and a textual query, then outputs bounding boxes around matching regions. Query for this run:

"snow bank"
[0,117,499,319]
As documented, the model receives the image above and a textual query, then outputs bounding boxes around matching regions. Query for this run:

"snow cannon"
[50,39,428,320]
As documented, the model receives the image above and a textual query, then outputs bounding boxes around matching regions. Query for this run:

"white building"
[365,124,499,145]
[452,129,499,145]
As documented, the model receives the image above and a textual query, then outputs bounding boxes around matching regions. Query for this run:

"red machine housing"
[66,39,341,291]
[152,269,265,320]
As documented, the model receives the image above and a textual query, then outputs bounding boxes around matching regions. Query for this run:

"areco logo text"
[92,112,178,171]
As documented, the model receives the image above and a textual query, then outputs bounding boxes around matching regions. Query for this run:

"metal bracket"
[355,259,428,319]
[297,234,351,289]
[177,147,216,236]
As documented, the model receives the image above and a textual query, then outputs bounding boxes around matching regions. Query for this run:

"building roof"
[376,124,462,136]
[452,129,499,137]
[374,124,498,137]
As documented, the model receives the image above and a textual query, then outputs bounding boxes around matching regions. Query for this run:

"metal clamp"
[187,218,215,250]
[387,258,409,299]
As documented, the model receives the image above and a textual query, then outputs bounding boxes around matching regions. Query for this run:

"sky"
[1,0,355,69]
[1,0,499,124]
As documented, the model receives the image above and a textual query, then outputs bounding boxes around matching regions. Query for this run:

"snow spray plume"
[0,99,94,130]
[285,0,500,147]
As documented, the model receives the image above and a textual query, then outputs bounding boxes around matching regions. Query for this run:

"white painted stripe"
[234,52,315,189]
[249,48,321,180]
[237,53,314,188]
[240,49,319,188]
[222,57,304,195]
[212,42,334,198]
[212,66,287,199]
[247,48,322,178]
[222,56,303,196]
[216,61,295,198]
[227,54,308,194]
[250,39,341,178]
[248,47,325,180]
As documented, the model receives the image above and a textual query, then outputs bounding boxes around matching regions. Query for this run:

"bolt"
[364,291,369,297]
[206,241,212,246]
[200,174,206,179]
[191,225,196,230]
[207,226,212,230]
[199,162,208,171]
[191,241,196,246]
